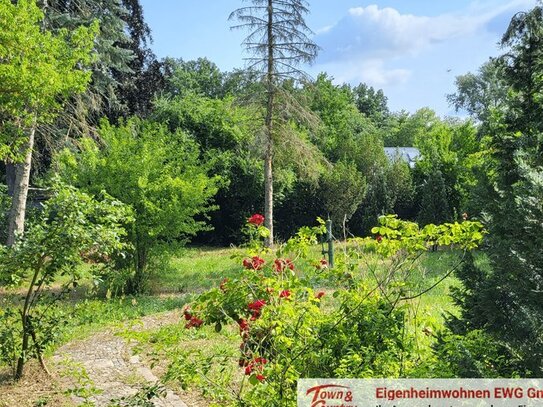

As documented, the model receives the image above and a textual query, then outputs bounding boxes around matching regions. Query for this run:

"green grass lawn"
[1,242,468,406]
[143,244,464,340]
[117,246,467,406]
[147,245,244,294]
[0,244,463,344]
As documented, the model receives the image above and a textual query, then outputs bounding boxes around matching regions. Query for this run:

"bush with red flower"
[248,213,265,226]
[243,256,266,270]
[242,213,272,256]
[273,258,294,273]
[185,316,203,329]
[179,214,485,405]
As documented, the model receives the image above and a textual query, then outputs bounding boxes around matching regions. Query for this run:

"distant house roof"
[384,147,421,168]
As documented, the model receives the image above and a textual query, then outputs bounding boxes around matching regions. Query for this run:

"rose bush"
[178,214,485,405]
[247,213,265,226]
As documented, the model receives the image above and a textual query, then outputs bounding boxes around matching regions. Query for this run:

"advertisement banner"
[297,379,543,407]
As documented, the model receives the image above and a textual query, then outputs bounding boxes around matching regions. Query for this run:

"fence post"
[326,218,334,268]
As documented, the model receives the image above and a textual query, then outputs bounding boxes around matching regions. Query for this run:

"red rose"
[183,307,192,321]
[315,291,325,299]
[248,299,266,320]
[250,311,260,320]
[243,256,266,270]
[256,374,265,382]
[185,316,203,329]
[242,357,267,377]
[252,256,265,270]
[279,289,291,299]
[273,258,295,273]
[238,318,249,333]
[376,235,383,243]
[316,258,328,269]
[248,214,265,226]
[248,299,266,311]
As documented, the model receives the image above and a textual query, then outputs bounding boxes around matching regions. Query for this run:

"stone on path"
[53,312,188,407]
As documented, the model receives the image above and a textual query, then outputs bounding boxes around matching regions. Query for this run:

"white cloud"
[316,59,411,87]
[316,2,529,62]
[312,1,536,89]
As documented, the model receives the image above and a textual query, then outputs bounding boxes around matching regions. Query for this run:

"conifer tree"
[44,0,158,122]
[417,169,450,226]
[448,3,543,376]
[230,0,319,246]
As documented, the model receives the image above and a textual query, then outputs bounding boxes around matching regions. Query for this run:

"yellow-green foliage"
[0,0,97,160]
[56,118,221,291]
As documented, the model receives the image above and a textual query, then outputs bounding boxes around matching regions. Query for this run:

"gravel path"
[53,311,188,407]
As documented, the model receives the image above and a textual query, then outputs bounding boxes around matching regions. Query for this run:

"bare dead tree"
[229,0,319,246]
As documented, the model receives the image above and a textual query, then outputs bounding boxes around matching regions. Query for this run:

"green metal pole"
[326,218,334,268]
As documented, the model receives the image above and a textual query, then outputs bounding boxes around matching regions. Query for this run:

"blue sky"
[140,0,536,116]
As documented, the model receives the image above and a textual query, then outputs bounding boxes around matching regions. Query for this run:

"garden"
[1,0,543,406]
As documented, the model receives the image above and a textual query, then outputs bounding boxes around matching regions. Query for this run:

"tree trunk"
[264,0,274,247]
[15,264,40,380]
[131,240,148,294]
[264,139,273,246]
[7,124,36,246]
[15,326,30,380]
[5,162,16,196]
[30,328,50,376]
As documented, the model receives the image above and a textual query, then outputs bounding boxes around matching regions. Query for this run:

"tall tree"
[447,59,507,126]
[0,0,96,245]
[164,57,226,99]
[230,0,319,246]
[44,0,135,121]
[11,0,164,191]
[416,168,450,226]
[447,3,543,376]
[57,118,220,292]
[152,93,264,246]
[44,0,161,124]
[352,83,389,122]
[116,0,166,118]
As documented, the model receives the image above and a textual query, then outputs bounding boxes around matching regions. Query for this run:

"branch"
[399,251,467,301]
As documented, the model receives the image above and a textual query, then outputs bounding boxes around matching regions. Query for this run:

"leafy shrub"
[0,306,20,375]
[57,118,220,292]
[432,329,524,378]
[178,214,484,405]
[0,182,132,379]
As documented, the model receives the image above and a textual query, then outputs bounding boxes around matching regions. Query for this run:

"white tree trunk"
[7,125,36,246]
[264,0,274,247]
[264,141,273,246]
